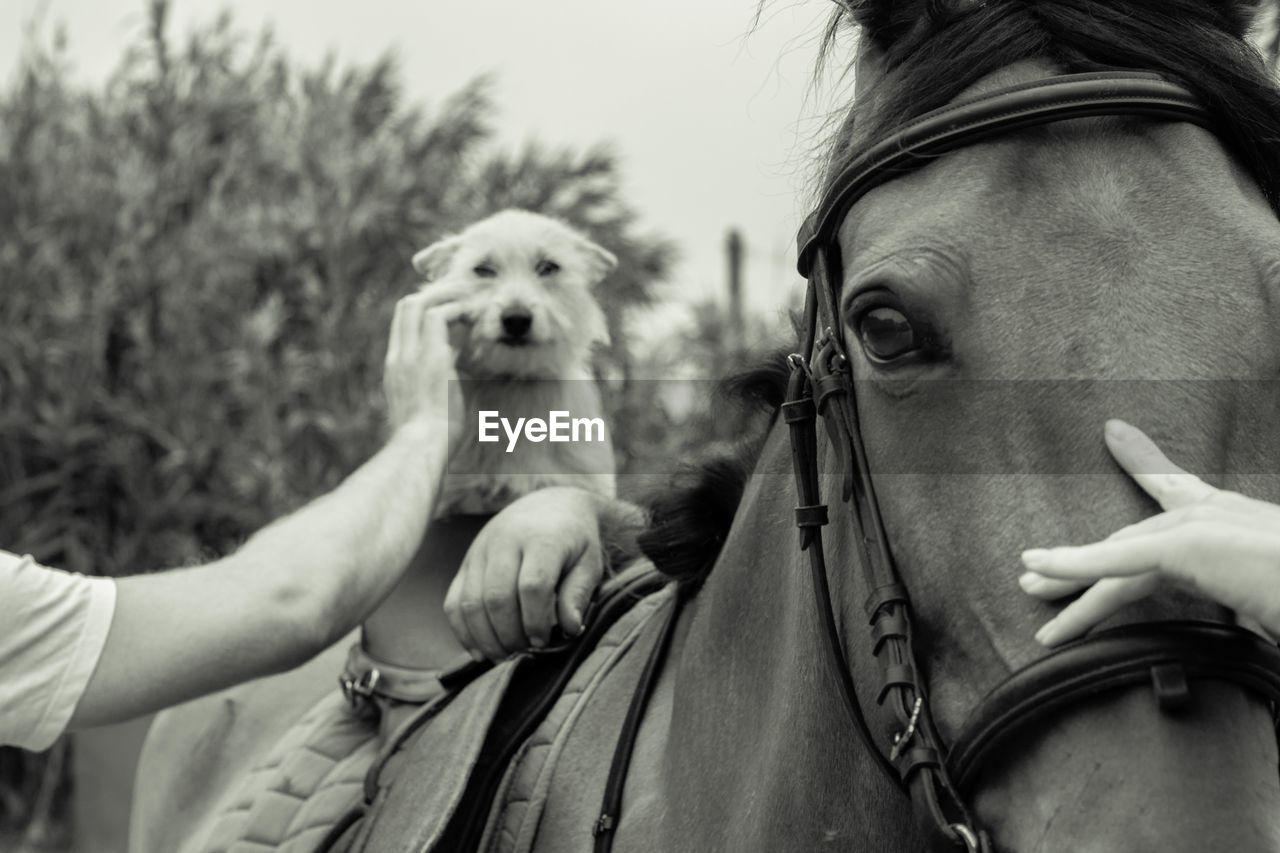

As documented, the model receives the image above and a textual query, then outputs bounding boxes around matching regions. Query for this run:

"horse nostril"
[501,311,533,338]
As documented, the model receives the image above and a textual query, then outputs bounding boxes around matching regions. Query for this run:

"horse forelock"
[810,0,1280,214]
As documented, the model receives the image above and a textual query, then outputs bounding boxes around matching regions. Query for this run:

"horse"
[131,1,1280,850]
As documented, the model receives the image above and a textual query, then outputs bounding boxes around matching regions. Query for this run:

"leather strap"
[339,643,444,708]
[797,71,1213,276]
[947,621,1280,790]
[592,586,685,852]
[786,351,904,792]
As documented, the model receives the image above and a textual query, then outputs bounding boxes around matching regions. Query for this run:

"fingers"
[445,537,579,660]
[515,541,563,650]
[1021,532,1175,581]
[1019,421,1280,648]
[425,300,469,327]
[420,305,462,374]
[414,286,469,314]
[442,489,610,659]
[1017,572,1088,599]
[390,293,464,350]
[1104,419,1218,510]
[387,292,417,364]
[443,560,478,660]
[457,542,508,661]
[481,549,529,656]
[1020,535,1170,646]
[557,544,603,636]
[1033,573,1161,646]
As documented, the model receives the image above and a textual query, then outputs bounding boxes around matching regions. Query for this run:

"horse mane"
[814,0,1280,212]
[637,345,793,586]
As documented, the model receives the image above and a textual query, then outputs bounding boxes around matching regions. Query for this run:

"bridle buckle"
[950,822,983,853]
[889,696,923,762]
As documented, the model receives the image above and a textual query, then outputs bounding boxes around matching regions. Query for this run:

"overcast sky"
[4,0,846,322]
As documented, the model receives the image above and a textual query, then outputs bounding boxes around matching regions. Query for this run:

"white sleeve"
[0,550,117,751]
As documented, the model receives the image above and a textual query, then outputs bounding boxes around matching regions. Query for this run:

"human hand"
[1019,419,1280,646]
[443,488,605,661]
[384,291,467,447]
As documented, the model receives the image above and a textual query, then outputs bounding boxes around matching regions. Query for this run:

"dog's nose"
[501,309,533,339]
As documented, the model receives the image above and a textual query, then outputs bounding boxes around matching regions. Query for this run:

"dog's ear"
[576,237,618,286]
[412,235,463,282]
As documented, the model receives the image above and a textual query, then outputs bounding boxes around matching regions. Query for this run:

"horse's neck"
[636,429,921,849]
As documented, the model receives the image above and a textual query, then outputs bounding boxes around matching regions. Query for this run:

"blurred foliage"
[0,0,732,846]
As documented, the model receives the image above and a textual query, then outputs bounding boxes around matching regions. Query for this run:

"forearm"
[70,419,448,727]
[244,418,450,645]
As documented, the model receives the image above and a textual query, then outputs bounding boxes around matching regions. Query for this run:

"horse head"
[782,0,1280,848]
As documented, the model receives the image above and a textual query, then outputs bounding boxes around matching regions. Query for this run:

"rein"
[786,71,1280,851]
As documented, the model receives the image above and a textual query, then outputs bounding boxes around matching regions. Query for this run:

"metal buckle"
[340,667,382,709]
[592,813,616,836]
[786,352,812,380]
[889,696,923,762]
[950,822,982,853]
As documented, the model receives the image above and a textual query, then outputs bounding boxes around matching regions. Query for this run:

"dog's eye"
[473,263,496,278]
[535,259,560,277]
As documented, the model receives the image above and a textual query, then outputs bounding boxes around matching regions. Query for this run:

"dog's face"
[412,210,616,379]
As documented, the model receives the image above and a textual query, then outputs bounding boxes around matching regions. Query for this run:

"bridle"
[785,71,1280,852]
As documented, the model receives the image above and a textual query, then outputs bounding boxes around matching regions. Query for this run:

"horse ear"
[411,234,463,282]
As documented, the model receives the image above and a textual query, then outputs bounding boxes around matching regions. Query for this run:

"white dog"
[412,209,618,515]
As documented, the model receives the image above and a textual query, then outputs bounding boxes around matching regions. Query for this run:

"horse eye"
[536,259,560,276]
[857,306,918,361]
[473,264,496,278]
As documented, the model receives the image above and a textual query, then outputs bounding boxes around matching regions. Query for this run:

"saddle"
[315,569,675,853]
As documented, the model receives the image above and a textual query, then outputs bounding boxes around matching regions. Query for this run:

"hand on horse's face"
[1019,419,1280,645]
[444,487,604,661]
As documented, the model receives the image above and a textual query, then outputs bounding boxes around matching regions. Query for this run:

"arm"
[69,294,464,727]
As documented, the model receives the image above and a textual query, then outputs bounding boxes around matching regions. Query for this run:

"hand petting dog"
[383,290,469,448]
